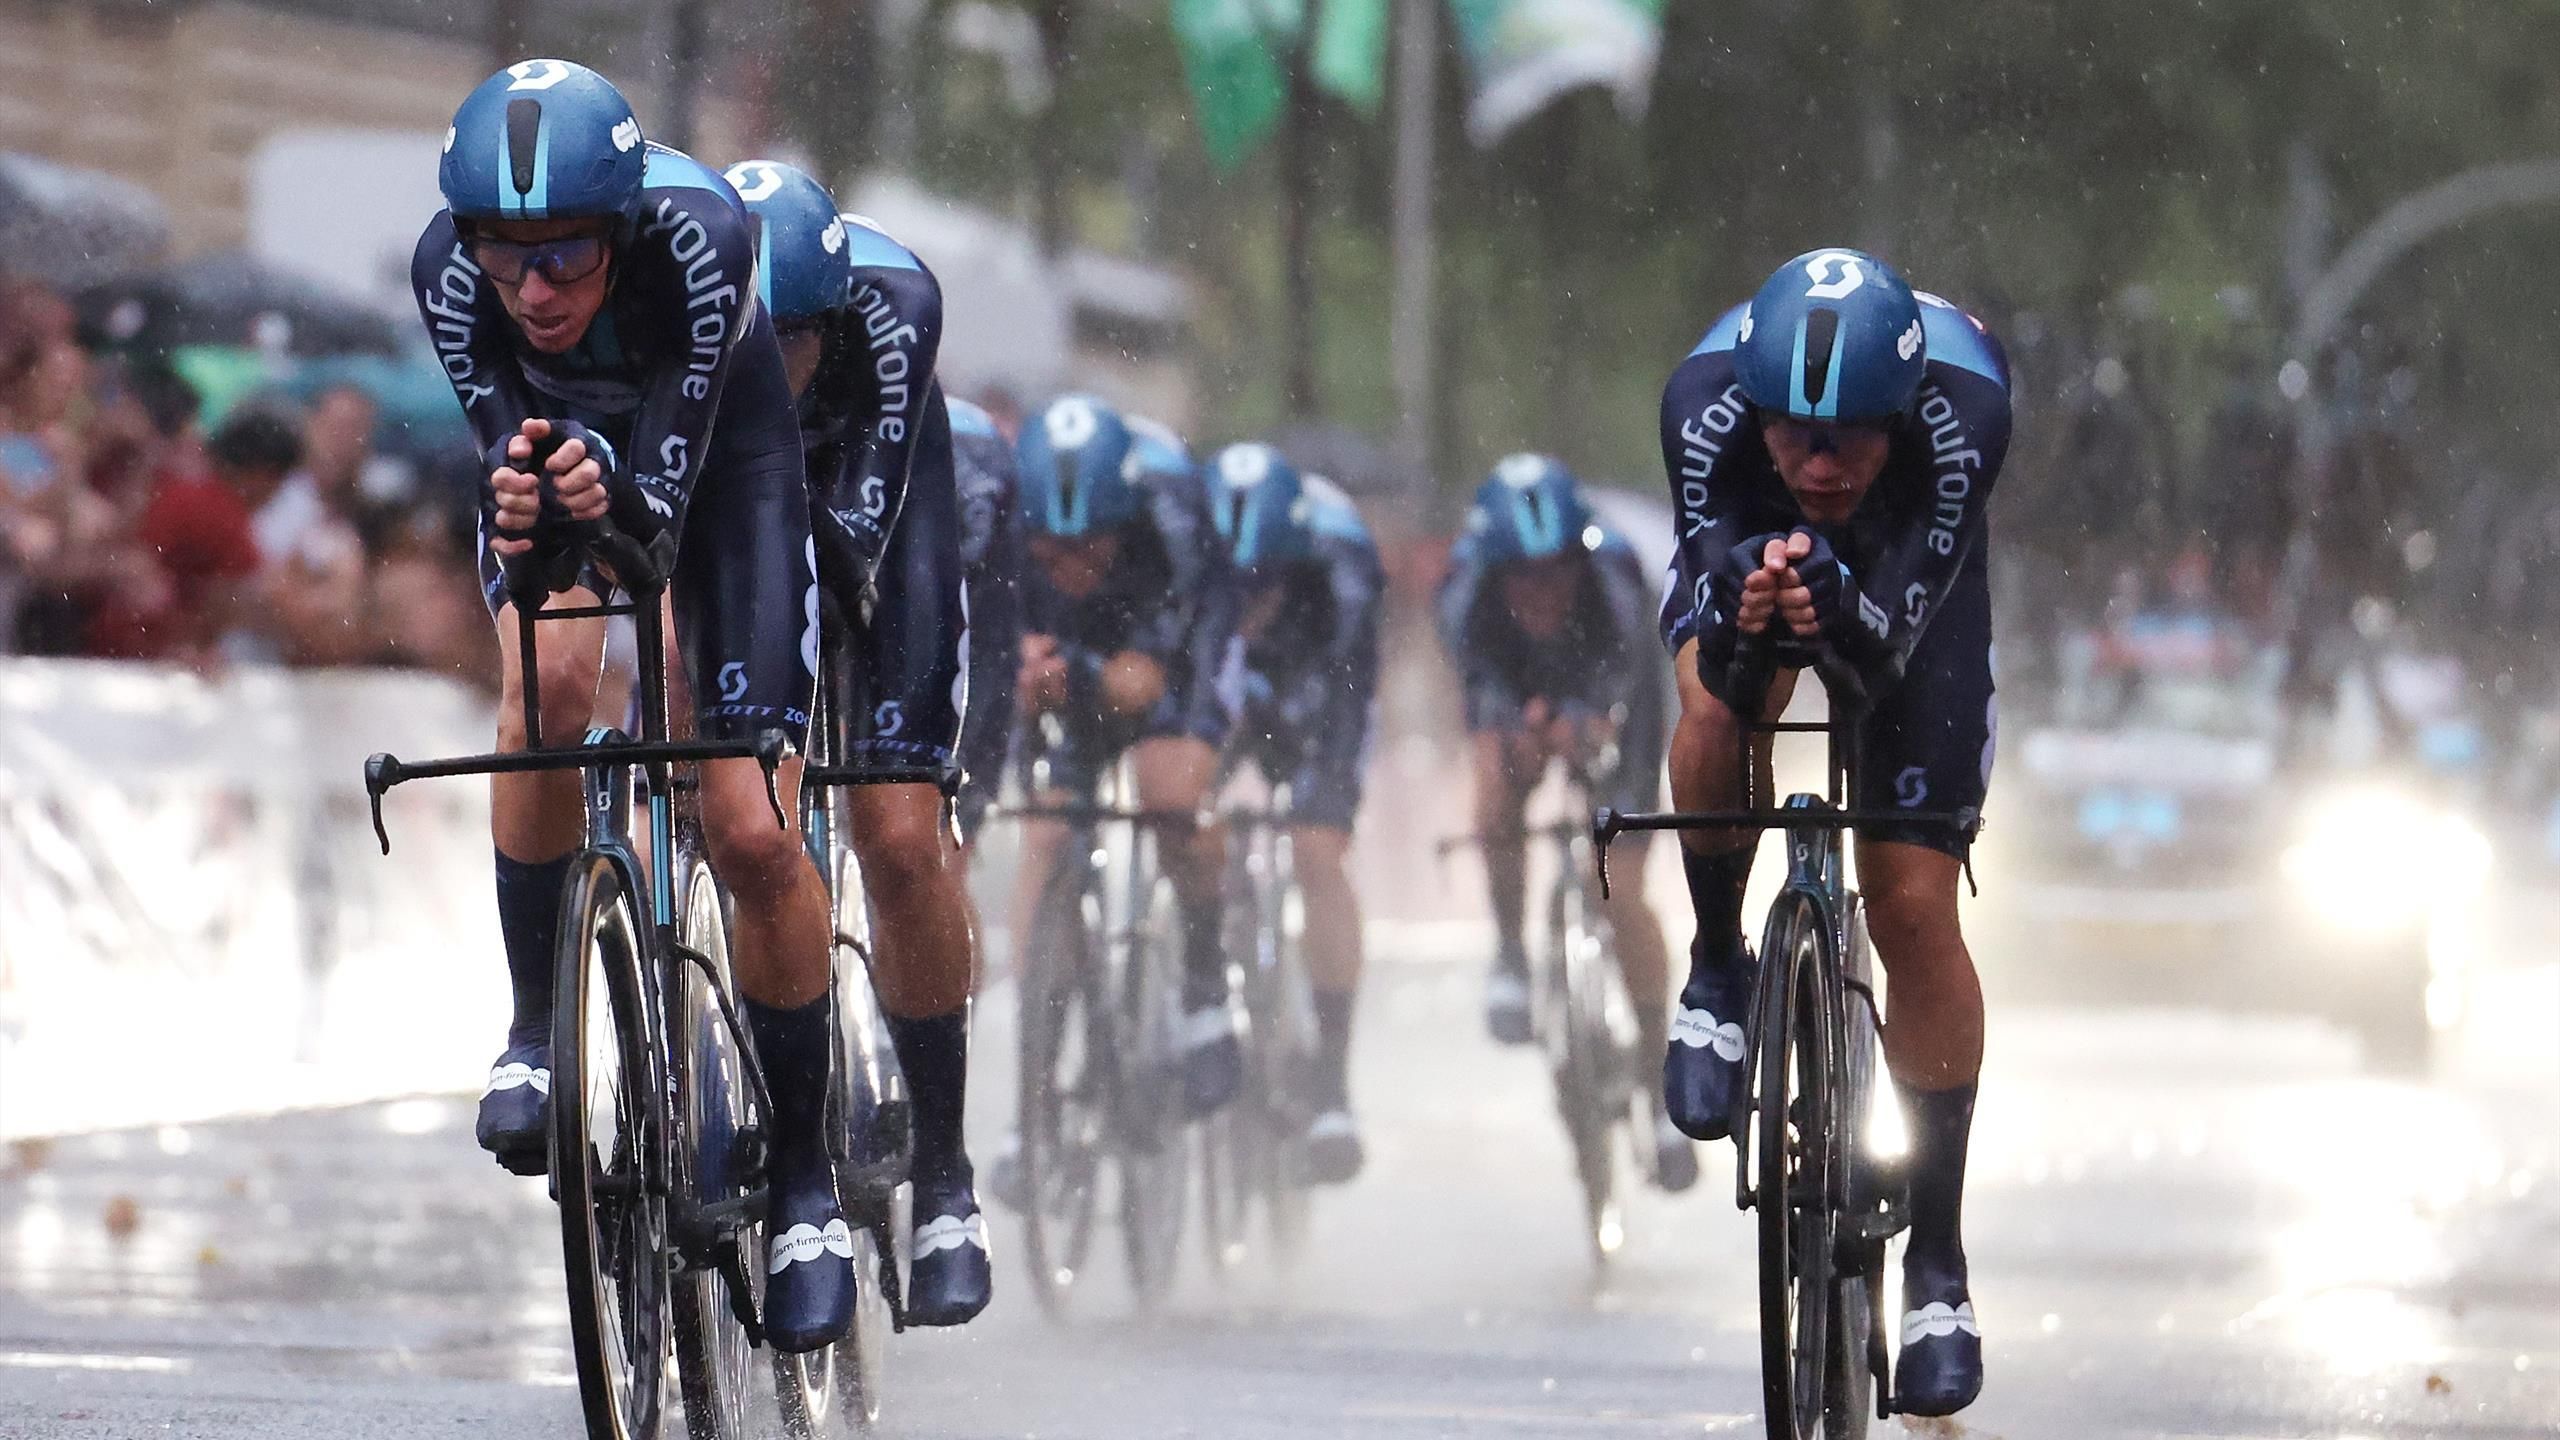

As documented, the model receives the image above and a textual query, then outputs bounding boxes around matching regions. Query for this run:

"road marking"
[0,1350,189,1373]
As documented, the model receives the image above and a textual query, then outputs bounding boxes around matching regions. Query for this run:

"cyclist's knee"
[702,785,812,901]
[849,797,954,898]
[1100,652,1165,718]
[496,647,601,750]
[1862,853,1967,974]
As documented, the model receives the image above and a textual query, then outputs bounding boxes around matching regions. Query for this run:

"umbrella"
[79,251,402,360]
[0,152,170,290]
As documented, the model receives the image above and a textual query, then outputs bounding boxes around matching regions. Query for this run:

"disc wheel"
[1753,890,1839,1440]
[670,858,765,1440]
[1016,852,1109,1322]
[1118,866,1189,1310]
[552,855,670,1440]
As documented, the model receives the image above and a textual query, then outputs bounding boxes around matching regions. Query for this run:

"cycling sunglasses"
[469,232,611,287]
[1763,414,1893,456]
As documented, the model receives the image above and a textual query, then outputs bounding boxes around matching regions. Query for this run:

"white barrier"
[0,659,501,1138]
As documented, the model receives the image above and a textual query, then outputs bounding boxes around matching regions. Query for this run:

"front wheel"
[1753,889,1840,1440]
[553,855,670,1440]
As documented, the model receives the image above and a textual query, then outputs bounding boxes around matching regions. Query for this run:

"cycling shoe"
[1304,1108,1366,1185]
[762,1152,856,1354]
[1179,1001,1244,1117]
[1894,1258,1984,1416]
[1663,957,1751,1142]
[906,1172,993,1327]
[475,1042,551,1177]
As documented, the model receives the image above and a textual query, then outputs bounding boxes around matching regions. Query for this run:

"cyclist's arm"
[816,263,944,584]
[1321,543,1386,736]
[1659,353,1776,659]
[412,214,542,460]
[1826,369,2012,688]
[611,189,764,547]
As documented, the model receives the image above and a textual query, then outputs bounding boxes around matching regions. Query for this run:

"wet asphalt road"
[3,945,2559,1440]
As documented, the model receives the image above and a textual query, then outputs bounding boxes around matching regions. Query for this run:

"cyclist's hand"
[1018,634,1068,713]
[1773,532,1821,639]
[487,430,543,556]
[1737,565,1780,635]
[526,419,609,525]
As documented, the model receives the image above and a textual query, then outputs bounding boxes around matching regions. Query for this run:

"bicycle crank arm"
[714,1236,767,1349]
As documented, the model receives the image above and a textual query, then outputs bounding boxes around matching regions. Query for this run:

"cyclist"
[418,63,853,1352]
[1656,247,2010,1415]
[1010,395,1244,1116]
[1202,442,1382,1182]
[948,394,1024,847]
[722,159,990,1325]
[1437,454,1697,1193]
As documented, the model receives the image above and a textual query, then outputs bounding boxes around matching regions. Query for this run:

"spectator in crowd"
[245,394,371,666]
[87,403,273,666]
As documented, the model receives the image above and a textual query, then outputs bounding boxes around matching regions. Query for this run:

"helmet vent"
[1800,308,1841,407]
[1054,455,1081,532]
[505,99,544,199]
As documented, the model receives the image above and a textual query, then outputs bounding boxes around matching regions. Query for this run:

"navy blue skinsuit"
[1018,417,1242,794]
[799,214,968,779]
[415,143,814,742]
[1227,476,1383,831]
[1437,517,1670,815]
[1658,292,2014,856]
[948,398,1022,835]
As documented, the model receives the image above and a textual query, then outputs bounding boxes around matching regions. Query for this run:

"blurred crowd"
[0,273,490,683]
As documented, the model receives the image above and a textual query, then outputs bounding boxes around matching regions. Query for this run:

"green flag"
[1446,0,1665,147]
[1312,0,1389,114]
[1172,0,1300,170]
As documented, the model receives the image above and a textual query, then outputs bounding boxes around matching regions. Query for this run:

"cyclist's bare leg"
[700,754,832,1007]
[1855,839,1982,1090]
[1600,847,1672,1064]
[1133,732,1226,969]
[1857,834,1984,1408]
[1008,807,1070,980]
[1291,822,1361,1108]
[1666,640,1796,949]
[1469,729,1536,955]
[479,589,609,1168]
[491,588,608,859]
[849,785,976,1017]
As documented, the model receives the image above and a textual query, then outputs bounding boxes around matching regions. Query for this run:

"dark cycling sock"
[1680,845,1754,974]
[1312,989,1356,1110]
[1898,1078,1977,1277]
[494,851,573,1049]
[885,1008,970,1188]
[1179,893,1228,1007]
[745,995,836,1164]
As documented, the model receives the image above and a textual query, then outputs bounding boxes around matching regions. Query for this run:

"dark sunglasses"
[469,233,610,286]
[1765,415,1893,456]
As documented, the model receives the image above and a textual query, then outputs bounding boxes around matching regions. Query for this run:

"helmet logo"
[1736,306,1753,343]
[725,162,783,201]
[1218,445,1273,488]
[820,218,845,254]
[1896,318,1923,361]
[610,117,640,153]
[1045,397,1099,449]
[1495,453,1546,489]
[1802,251,1866,300]
[505,59,573,92]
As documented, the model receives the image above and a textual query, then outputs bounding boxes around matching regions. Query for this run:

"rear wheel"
[1753,890,1838,1440]
[1823,901,1881,1438]
[1017,849,1109,1322]
[553,855,670,1440]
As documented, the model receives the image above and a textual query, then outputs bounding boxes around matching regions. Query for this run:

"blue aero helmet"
[1466,453,1598,565]
[1017,395,1144,537]
[1208,443,1316,572]
[1732,248,1926,425]
[440,59,647,227]
[721,160,852,324]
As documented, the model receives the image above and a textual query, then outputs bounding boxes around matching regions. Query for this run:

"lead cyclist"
[416,61,852,1353]
[1656,248,2014,1416]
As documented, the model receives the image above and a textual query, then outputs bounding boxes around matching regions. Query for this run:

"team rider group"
[416,57,2010,1419]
